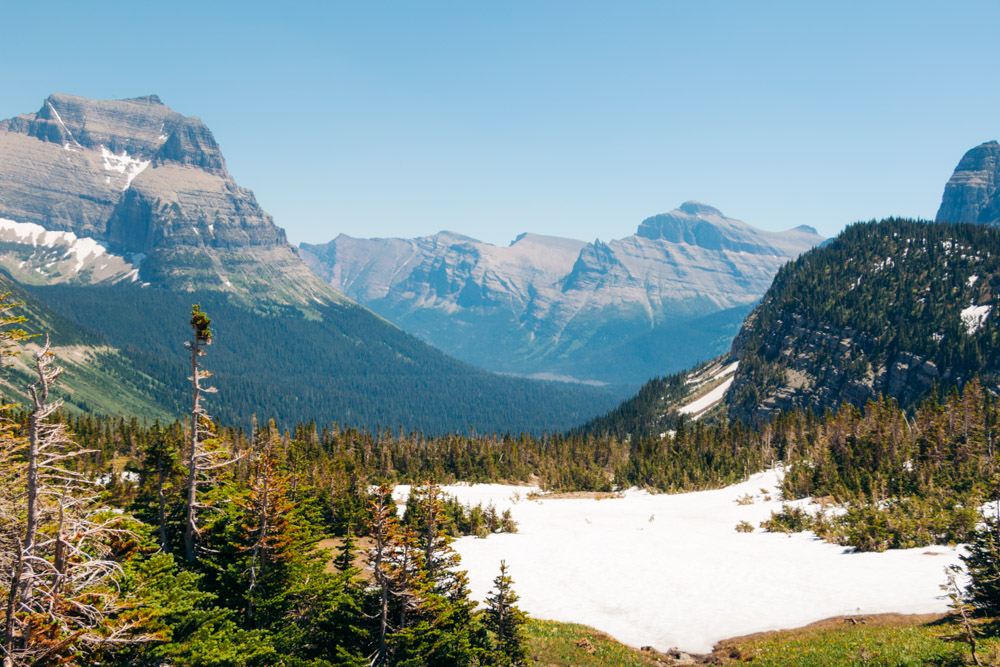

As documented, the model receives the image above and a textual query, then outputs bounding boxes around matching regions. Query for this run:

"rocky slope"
[574,355,737,440]
[0,93,331,302]
[301,202,822,385]
[726,218,1000,424]
[936,140,1000,226]
[0,93,621,432]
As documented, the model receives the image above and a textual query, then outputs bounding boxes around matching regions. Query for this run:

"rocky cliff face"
[728,311,948,423]
[936,140,1000,226]
[0,94,334,302]
[300,203,822,385]
[726,218,1000,424]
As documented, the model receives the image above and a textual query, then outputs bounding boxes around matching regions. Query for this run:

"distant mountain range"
[581,136,1000,435]
[0,94,622,433]
[300,202,822,385]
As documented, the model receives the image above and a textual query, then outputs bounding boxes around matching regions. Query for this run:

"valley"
[0,23,998,663]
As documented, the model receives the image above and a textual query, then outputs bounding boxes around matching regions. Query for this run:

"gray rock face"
[0,94,336,303]
[936,140,1000,225]
[727,312,947,423]
[300,203,823,384]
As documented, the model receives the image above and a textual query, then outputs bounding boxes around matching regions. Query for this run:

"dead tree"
[2,339,154,666]
[183,305,240,563]
[368,485,399,667]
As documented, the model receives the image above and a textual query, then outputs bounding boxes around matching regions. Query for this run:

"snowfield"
[678,376,734,418]
[416,470,962,654]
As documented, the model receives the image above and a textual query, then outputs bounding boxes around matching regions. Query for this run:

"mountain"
[0,94,621,432]
[573,355,737,441]
[0,93,329,302]
[936,140,1000,226]
[300,202,822,386]
[726,218,1000,424]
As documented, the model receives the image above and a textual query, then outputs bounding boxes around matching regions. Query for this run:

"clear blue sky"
[2,1,998,246]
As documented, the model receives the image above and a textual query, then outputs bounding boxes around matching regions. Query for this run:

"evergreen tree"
[484,560,528,666]
[961,514,1000,615]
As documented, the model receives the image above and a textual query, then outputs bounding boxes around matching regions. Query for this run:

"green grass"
[526,615,1000,666]
[722,615,1000,666]
[525,619,661,666]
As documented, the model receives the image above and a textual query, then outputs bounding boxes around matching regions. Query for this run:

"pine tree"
[961,513,1000,615]
[484,560,528,666]
[368,484,399,667]
[238,424,296,625]
[334,527,357,573]
[138,421,181,552]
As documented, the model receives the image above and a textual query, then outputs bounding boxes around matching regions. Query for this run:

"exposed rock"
[300,203,822,384]
[728,311,949,422]
[0,93,338,303]
[936,140,1000,226]
[726,218,1000,424]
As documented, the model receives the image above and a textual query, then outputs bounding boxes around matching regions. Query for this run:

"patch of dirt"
[529,491,622,500]
[317,536,376,577]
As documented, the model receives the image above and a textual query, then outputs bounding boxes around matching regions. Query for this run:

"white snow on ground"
[678,376,734,418]
[100,146,150,190]
[710,361,739,381]
[968,275,979,287]
[438,471,960,654]
[0,218,107,271]
[47,102,82,149]
[961,304,991,335]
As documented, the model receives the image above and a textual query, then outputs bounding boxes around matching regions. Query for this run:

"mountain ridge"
[300,202,822,385]
[0,93,622,432]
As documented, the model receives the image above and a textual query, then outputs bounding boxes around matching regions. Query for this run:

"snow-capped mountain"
[300,202,823,385]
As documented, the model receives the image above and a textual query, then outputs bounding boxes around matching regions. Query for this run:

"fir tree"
[484,560,528,666]
[961,513,1000,616]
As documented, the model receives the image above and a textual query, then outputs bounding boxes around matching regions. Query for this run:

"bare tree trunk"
[2,538,23,660]
[184,338,200,564]
[156,454,168,551]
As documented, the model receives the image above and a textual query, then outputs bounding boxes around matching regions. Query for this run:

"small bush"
[760,505,812,534]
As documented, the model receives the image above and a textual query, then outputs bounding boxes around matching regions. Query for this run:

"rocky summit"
[0,94,334,303]
[300,202,822,385]
[936,140,1000,226]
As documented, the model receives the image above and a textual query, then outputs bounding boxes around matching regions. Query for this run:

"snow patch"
[47,101,82,148]
[678,376,734,418]
[100,146,150,190]
[444,471,961,654]
[961,304,991,335]
[0,218,109,271]
[968,275,979,287]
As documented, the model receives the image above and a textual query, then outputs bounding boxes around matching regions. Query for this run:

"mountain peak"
[936,140,1000,226]
[635,202,745,244]
[122,94,165,105]
[678,201,725,217]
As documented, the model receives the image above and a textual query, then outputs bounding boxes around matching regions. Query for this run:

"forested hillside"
[728,218,1000,424]
[28,282,620,433]
[0,270,172,417]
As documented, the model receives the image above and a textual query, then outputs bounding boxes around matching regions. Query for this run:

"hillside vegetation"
[26,282,621,433]
[729,218,1000,424]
